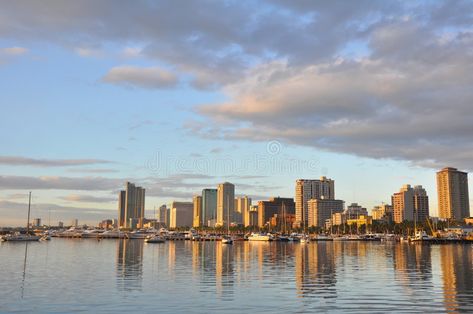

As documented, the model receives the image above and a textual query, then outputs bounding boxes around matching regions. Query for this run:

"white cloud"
[0,155,113,167]
[1,46,28,55]
[102,65,178,89]
[74,47,102,57]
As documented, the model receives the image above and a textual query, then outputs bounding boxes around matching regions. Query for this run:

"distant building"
[193,195,202,228]
[437,167,470,221]
[33,218,41,227]
[307,199,344,228]
[392,185,429,223]
[331,212,346,226]
[202,189,217,227]
[371,204,393,223]
[158,204,168,226]
[344,203,368,218]
[58,221,64,228]
[249,205,259,227]
[236,196,252,227]
[216,182,235,227]
[347,215,373,227]
[71,219,78,227]
[295,177,335,228]
[170,201,193,228]
[118,181,145,229]
[258,197,295,229]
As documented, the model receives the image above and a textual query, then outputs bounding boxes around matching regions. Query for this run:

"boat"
[2,192,41,242]
[314,234,333,241]
[145,235,165,243]
[81,229,105,238]
[300,235,310,243]
[222,235,233,244]
[409,230,432,242]
[128,229,158,239]
[248,233,273,241]
[101,230,126,239]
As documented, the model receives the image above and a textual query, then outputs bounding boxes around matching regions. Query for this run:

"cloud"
[0,155,113,167]
[0,175,122,191]
[74,47,102,57]
[1,46,27,55]
[102,65,178,89]
[66,168,119,174]
[60,194,115,203]
[0,46,28,64]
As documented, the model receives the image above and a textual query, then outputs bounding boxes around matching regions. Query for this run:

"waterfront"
[0,240,472,313]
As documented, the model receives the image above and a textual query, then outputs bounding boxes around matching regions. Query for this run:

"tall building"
[307,199,344,228]
[295,177,335,228]
[193,195,202,228]
[392,184,429,223]
[437,167,470,220]
[158,204,168,226]
[118,181,145,229]
[414,185,430,223]
[236,196,252,227]
[33,218,41,227]
[170,201,193,228]
[249,205,259,227]
[258,197,295,228]
[217,182,235,227]
[118,190,126,227]
[202,188,217,227]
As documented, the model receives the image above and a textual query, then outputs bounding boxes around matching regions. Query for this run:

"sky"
[0,0,472,226]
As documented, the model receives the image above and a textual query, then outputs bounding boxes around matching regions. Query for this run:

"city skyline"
[1,1,473,226]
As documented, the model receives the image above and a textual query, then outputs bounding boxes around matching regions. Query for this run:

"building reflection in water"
[440,245,473,313]
[116,239,144,291]
[392,243,432,294]
[295,242,337,298]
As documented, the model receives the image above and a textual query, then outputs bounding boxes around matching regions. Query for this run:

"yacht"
[314,234,332,241]
[128,229,158,239]
[221,235,233,244]
[81,229,105,238]
[248,233,273,241]
[101,230,125,239]
[410,230,432,242]
[1,232,41,242]
[145,235,165,243]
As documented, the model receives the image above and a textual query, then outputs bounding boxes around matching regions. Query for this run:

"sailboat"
[221,198,233,244]
[1,192,41,242]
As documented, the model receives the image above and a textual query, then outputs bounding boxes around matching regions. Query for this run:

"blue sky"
[0,1,472,226]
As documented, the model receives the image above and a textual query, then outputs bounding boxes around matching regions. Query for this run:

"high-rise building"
[392,184,429,223]
[193,195,202,228]
[118,181,145,229]
[217,182,235,227]
[414,185,430,223]
[249,205,259,227]
[258,197,295,228]
[236,196,252,227]
[33,218,41,227]
[307,199,344,228]
[118,190,126,227]
[170,201,193,228]
[295,177,335,228]
[202,188,217,227]
[437,167,470,221]
[158,204,168,226]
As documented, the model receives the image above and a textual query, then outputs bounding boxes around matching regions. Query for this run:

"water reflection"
[116,239,144,291]
[392,243,433,291]
[440,245,473,313]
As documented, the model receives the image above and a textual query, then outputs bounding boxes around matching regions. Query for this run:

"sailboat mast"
[26,192,32,234]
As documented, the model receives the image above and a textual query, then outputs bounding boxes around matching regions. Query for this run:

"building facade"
[216,182,235,227]
[118,181,145,229]
[193,195,202,228]
[392,184,429,223]
[257,197,295,229]
[295,177,335,228]
[236,196,252,227]
[202,188,217,227]
[170,201,193,229]
[157,204,168,226]
[307,199,344,228]
[371,204,393,222]
[437,167,470,221]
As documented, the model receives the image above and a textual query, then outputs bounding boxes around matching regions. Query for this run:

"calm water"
[0,239,472,313]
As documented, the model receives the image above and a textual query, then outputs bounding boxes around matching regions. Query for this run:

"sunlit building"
[118,181,145,229]
[170,201,193,228]
[257,197,295,229]
[371,204,393,222]
[392,184,429,223]
[437,167,470,221]
[236,196,252,227]
[295,177,335,228]
[193,195,202,228]
[216,182,235,227]
[307,199,344,228]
